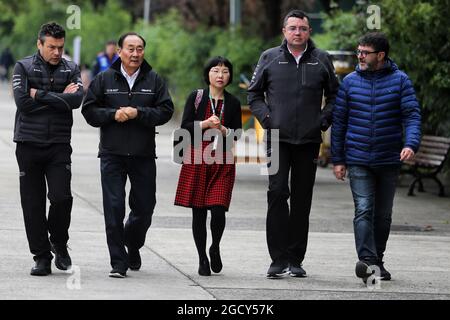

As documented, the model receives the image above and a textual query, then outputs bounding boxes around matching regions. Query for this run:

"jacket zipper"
[127,85,132,156]
[119,70,145,156]
[44,63,55,141]
[301,62,306,85]
[297,61,302,139]
[371,78,376,162]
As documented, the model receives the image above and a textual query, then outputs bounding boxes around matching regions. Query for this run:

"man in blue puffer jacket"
[331,32,421,283]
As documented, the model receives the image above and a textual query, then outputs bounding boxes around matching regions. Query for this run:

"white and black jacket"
[82,58,174,158]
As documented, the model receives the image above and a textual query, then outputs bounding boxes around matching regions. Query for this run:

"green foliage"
[2,0,447,135]
[8,0,65,59]
[1,4,264,110]
[312,32,333,51]
[2,0,131,66]
[381,0,450,136]
[73,0,132,65]
[137,9,211,109]
[137,9,265,110]
[0,1,27,51]
[318,1,450,137]
[321,9,368,51]
[209,27,265,102]
[317,0,450,174]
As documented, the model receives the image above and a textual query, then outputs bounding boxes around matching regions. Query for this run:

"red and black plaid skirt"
[174,99,236,210]
[174,147,235,210]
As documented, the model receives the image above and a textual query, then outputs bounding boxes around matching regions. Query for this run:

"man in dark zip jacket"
[12,22,83,276]
[248,10,339,278]
[82,32,174,278]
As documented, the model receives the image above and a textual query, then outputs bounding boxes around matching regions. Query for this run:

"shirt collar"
[120,64,140,80]
[121,64,140,89]
[288,43,308,64]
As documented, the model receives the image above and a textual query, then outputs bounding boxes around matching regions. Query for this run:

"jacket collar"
[34,51,65,69]
[356,58,399,78]
[280,39,315,56]
[111,57,152,80]
[203,87,232,102]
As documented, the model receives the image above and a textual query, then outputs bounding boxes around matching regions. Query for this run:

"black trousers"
[267,142,320,265]
[100,154,156,272]
[15,143,73,261]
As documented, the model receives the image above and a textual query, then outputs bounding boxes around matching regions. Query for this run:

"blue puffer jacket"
[331,59,421,166]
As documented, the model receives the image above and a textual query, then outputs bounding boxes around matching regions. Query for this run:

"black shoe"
[109,269,127,278]
[289,263,307,278]
[30,258,52,276]
[267,261,289,279]
[377,261,391,280]
[51,243,72,271]
[198,258,211,276]
[128,247,142,271]
[209,246,222,273]
[355,260,378,279]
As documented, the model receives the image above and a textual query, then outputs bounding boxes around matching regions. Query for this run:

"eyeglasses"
[285,26,310,33]
[355,50,380,57]
[210,69,230,76]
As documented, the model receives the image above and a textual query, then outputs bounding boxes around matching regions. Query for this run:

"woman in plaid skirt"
[174,57,242,276]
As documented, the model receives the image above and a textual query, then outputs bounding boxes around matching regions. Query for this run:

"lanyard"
[209,95,225,121]
[209,95,225,151]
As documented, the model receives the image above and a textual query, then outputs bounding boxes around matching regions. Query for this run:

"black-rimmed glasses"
[355,50,380,57]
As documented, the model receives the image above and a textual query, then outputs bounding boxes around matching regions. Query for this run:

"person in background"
[62,48,72,61]
[92,40,118,77]
[80,63,92,93]
[0,47,14,82]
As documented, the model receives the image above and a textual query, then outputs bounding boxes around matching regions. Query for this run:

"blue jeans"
[348,165,400,262]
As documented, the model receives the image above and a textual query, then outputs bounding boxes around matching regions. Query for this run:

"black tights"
[192,207,226,260]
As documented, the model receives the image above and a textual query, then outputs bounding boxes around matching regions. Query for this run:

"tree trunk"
[261,0,282,39]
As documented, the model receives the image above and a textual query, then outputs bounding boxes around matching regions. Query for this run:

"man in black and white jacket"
[12,22,83,276]
[82,32,174,278]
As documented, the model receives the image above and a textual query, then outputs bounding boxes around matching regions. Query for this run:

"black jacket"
[82,58,174,157]
[12,52,83,144]
[248,39,339,145]
[180,88,242,151]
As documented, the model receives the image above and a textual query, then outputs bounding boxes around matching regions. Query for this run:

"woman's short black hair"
[203,56,233,86]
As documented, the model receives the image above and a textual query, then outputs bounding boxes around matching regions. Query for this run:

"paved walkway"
[0,82,449,300]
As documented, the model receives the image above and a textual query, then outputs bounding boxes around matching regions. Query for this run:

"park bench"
[402,135,450,197]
